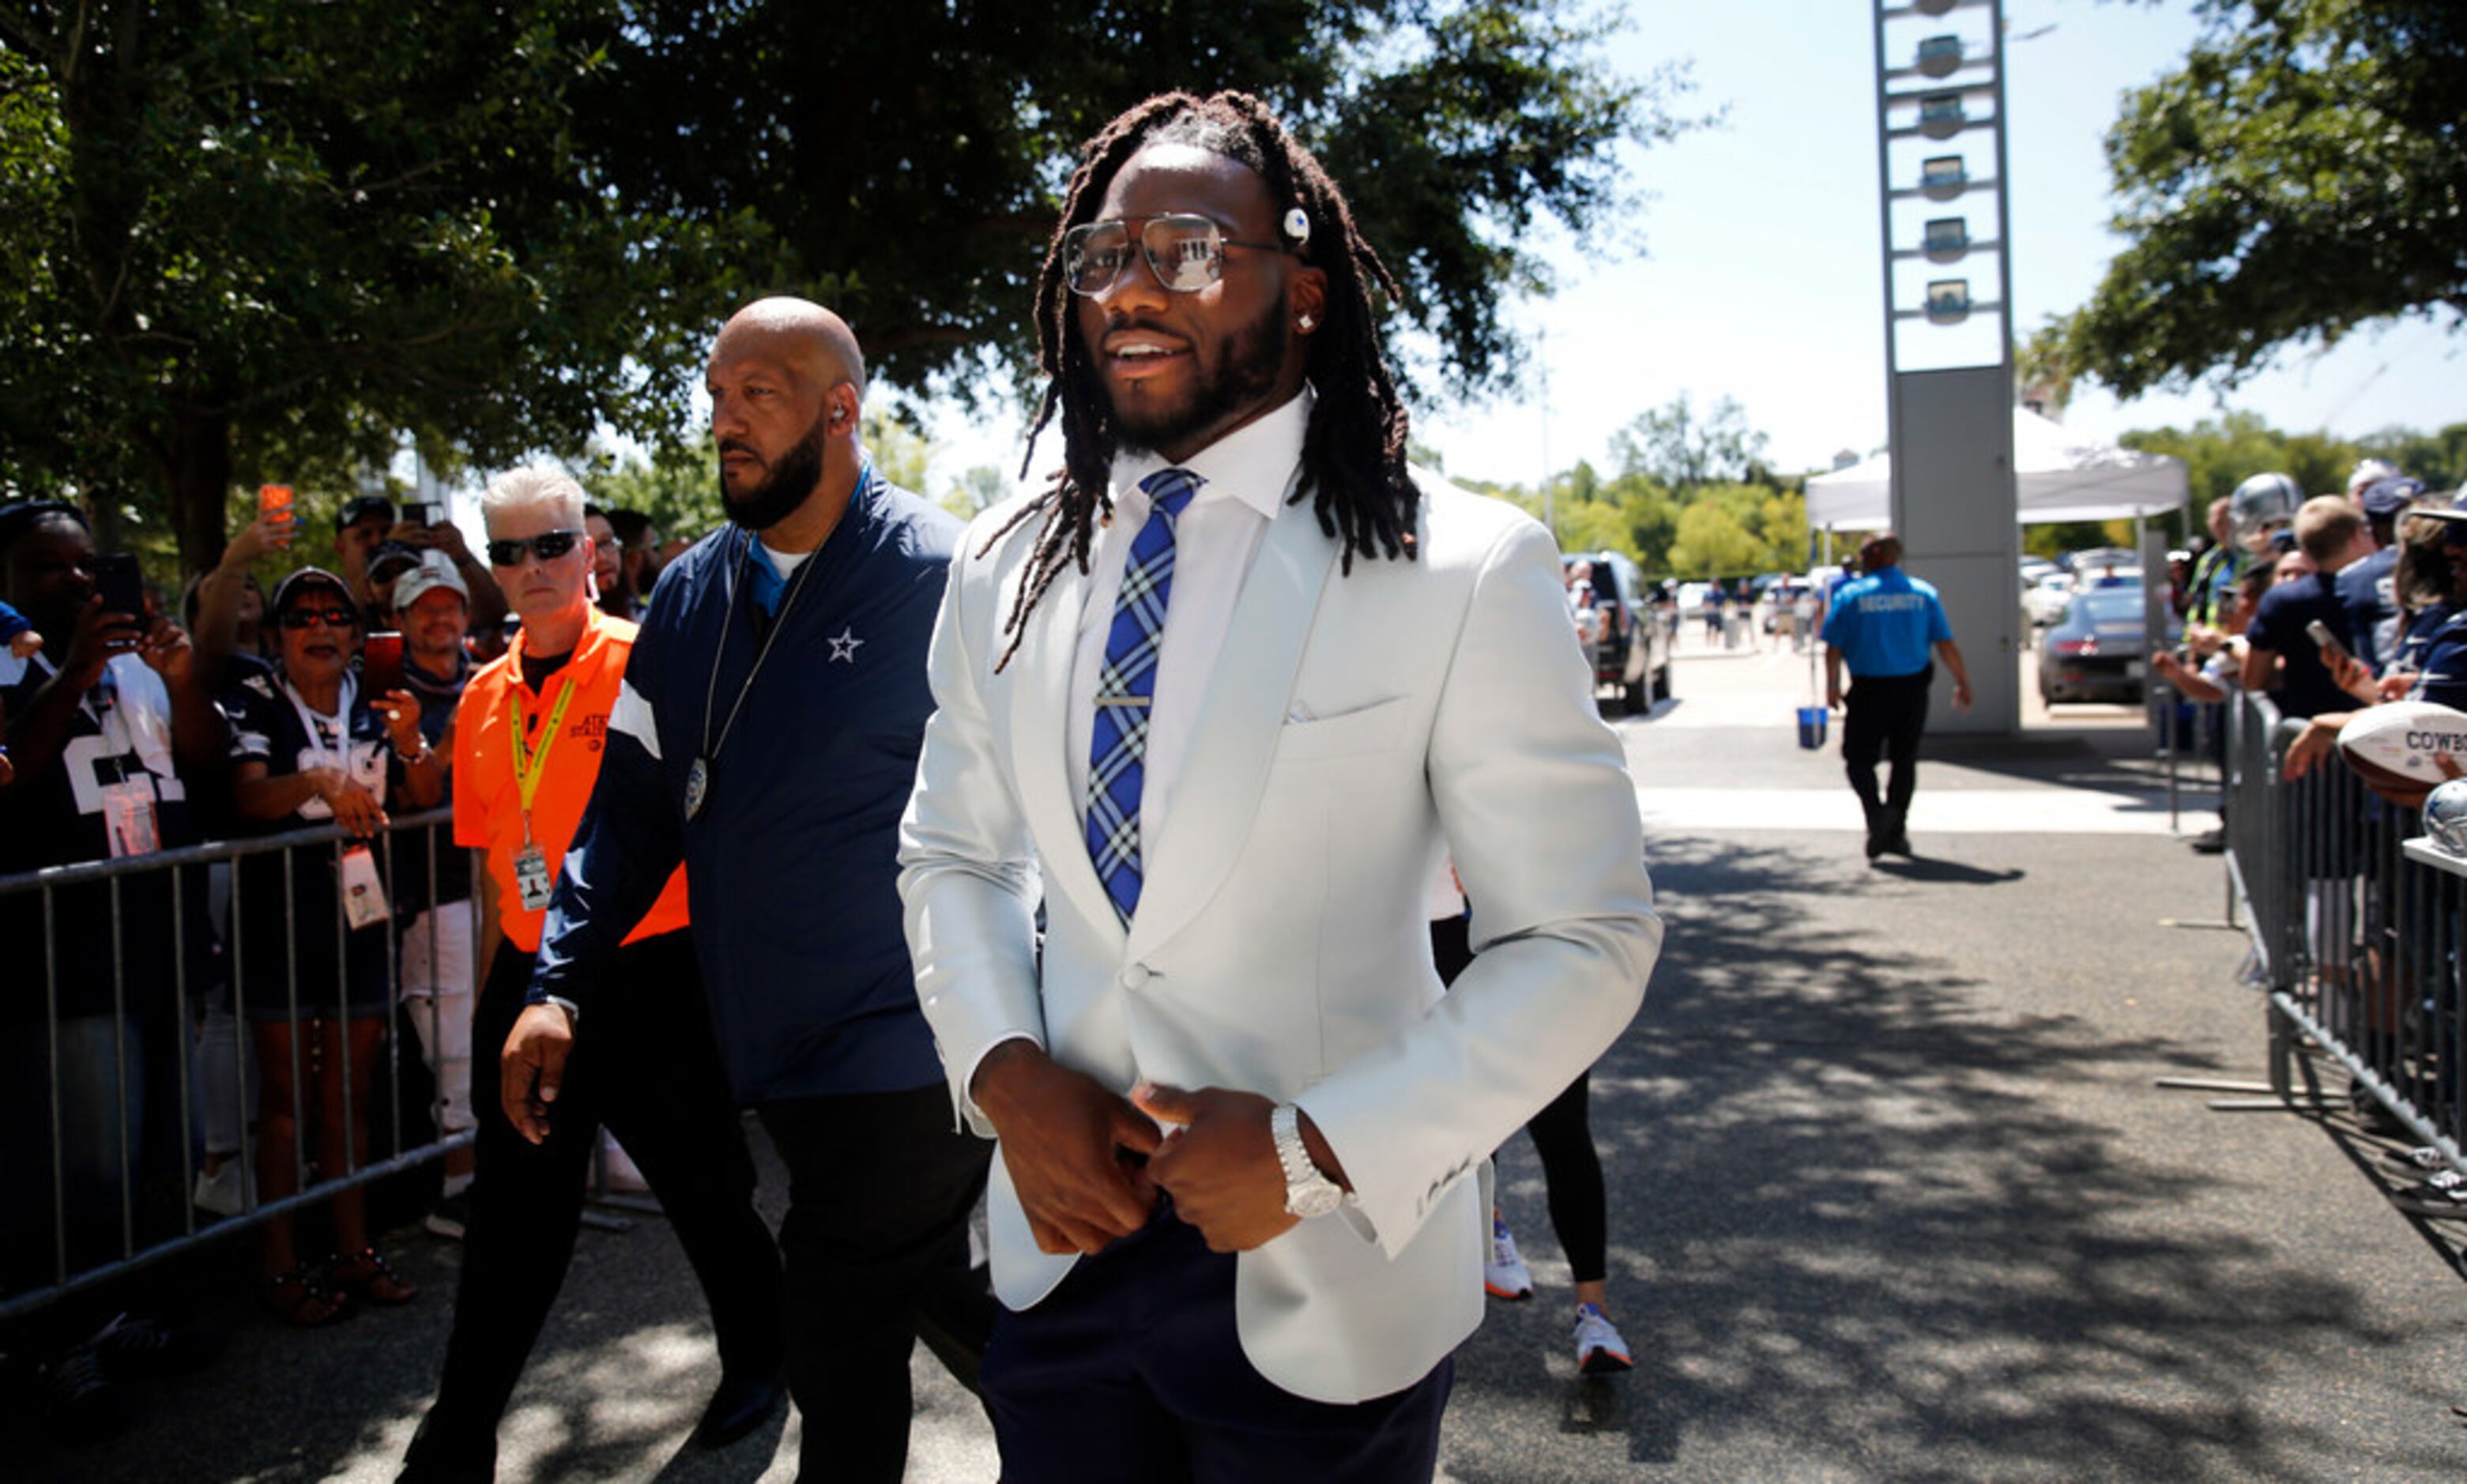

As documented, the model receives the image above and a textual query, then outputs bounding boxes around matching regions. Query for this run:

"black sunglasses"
[485,530,586,567]
[279,606,360,630]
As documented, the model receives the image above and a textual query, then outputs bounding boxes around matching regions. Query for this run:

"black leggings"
[1430,914,1610,1284]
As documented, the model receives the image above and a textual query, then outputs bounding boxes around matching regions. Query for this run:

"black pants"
[982,1206,1450,1483]
[1842,665,1934,836]
[1430,914,1608,1283]
[758,1085,993,1483]
[406,931,783,1475]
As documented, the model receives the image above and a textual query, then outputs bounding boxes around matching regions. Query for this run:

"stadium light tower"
[1869,0,2021,733]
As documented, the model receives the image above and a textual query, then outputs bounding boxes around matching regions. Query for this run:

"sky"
[913,0,2464,497]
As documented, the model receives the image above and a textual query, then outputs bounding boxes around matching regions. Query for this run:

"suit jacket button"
[1121,963,1151,991]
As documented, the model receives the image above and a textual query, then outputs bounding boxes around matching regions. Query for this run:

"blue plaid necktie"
[1086,468,1201,927]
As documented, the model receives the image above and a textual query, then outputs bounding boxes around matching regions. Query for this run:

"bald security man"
[501,299,993,1481]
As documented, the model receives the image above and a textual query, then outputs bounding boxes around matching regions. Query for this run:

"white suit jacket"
[897,467,1659,1404]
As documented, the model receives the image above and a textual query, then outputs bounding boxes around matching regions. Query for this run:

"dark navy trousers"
[982,1203,1452,1483]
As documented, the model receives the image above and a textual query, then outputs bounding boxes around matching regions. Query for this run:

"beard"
[1111,284,1290,458]
[718,409,828,532]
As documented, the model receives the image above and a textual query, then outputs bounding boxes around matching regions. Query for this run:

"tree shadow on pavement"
[1443,831,2464,1483]
[7,1131,830,1484]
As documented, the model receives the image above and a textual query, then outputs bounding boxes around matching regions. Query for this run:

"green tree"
[1557,498,1631,559]
[1610,393,1771,491]
[2119,410,2357,523]
[1603,473,1680,576]
[2056,0,2466,397]
[2360,423,2467,493]
[592,439,721,551]
[0,2,758,577]
[1665,500,1761,578]
[583,0,1703,398]
[2,2,1700,583]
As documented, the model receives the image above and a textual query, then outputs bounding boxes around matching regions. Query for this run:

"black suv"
[1561,550,1671,715]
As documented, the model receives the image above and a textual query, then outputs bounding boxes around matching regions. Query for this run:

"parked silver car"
[2039,584,2168,704]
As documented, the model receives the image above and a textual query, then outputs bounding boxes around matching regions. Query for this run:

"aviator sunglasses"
[485,530,586,567]
[1062,214,1292,297]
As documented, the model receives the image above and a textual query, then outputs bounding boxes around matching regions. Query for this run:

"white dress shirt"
[1065,391,1311,862]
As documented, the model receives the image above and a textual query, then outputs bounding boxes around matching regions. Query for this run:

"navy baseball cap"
[338,493,397,531]
[269,566,356,615]
[2360,476,2427,520]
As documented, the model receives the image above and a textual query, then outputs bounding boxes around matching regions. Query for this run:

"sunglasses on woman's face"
[280,607,360,631]
[485,530,586,567]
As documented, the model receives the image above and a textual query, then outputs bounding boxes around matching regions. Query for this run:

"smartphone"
[2304,620,2352,668]
[362,631,406,696]
[95,553,145,620]
[258,484,296,547]
[405,501,443,528]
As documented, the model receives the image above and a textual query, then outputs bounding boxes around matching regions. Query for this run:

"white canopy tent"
[1806,407,2189,531]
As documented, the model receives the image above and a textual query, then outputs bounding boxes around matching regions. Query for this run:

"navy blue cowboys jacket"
[529,472,962,1102]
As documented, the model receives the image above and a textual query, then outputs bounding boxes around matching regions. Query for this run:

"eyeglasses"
[1062,214,1286,297]
[485,530,586,567]
[279,607,360,631]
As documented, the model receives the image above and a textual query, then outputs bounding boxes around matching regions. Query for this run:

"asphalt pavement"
[14,630,2467,1481]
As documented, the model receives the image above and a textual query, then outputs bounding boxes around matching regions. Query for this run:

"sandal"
[330,1247,416,1306]
[264,1265,350,1328]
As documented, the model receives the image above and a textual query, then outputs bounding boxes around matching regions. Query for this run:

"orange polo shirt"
[454,605,689,952]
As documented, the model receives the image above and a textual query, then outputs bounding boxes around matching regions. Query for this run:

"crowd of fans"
[0,490,676,1440]
[2151,461,2467,1190]
[2155,458,2467,774]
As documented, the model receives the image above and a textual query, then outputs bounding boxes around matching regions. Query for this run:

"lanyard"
[508,676,580,833]
[281,672,358,772]
[699,460,868,775]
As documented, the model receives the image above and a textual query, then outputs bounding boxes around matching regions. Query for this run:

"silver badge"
[684,755,710,821]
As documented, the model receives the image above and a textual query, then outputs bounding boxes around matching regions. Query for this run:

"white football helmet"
[2347,458,2400,497]
[2424,778,2467,856]
[2231,472,2303,553]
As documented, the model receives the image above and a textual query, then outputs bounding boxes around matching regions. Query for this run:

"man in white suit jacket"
[898,90,1659,1482]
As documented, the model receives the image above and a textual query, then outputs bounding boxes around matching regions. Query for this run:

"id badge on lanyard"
[339,842,393,929]
[514,840,555,911]
[99,777,160,858]
[510,677,580,915]
[85,670,163,858]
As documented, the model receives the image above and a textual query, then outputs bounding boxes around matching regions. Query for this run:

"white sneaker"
[1484,1215,1533,1301]
[191,1160,252,1218]
[1573,1302,1633,1375]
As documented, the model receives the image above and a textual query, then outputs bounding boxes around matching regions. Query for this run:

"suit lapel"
[1011,551,1115,930]
[1127,488,1339,959]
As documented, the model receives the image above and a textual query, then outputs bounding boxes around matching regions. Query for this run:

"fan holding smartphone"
[2307,618,2378,704]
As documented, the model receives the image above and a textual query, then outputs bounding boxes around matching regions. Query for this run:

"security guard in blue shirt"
[1821,533,1973,859]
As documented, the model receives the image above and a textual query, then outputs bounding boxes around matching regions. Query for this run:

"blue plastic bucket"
[1796,705,1828,749]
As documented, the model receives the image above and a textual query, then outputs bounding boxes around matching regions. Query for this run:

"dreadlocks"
[981,90,1420,669]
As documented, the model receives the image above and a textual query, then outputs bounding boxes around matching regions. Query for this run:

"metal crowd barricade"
[2220,691,2467,1173]
[0,808,476,1322]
